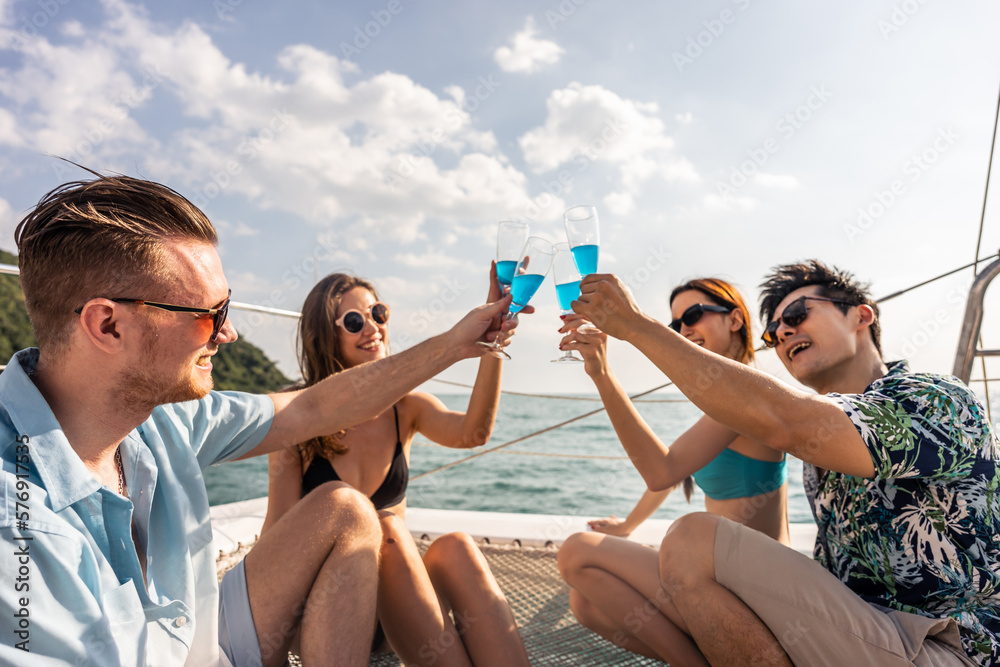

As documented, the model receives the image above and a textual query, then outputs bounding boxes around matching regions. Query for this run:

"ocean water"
[204,393,814,525]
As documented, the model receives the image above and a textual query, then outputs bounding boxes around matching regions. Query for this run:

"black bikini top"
[301,405,408,510]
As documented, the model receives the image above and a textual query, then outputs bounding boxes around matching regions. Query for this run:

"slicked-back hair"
[295,273,385,463]
[758,260,882,356]
[15,174,218,355]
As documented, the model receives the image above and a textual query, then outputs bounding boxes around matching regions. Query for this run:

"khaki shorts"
[714,517,974,666]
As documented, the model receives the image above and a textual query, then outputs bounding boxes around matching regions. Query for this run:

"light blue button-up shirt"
[0,349,274,666]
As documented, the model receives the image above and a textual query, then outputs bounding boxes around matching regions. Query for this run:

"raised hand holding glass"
[478,236,555,360]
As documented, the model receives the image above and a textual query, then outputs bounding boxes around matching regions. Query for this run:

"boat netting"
[219,539,666,666]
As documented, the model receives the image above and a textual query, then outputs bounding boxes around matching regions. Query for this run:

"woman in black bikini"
[262,269,530,667]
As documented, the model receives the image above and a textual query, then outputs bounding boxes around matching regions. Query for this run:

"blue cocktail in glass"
[552,242,584,362]
[479,236,555,360]
[564,206,600,277]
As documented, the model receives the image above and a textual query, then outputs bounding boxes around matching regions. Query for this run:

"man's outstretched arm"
[246,296,512,458]
[572,275,875,477]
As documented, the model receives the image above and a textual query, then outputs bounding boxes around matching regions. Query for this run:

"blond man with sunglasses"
[0,175,518,667]
[570,260,998,666]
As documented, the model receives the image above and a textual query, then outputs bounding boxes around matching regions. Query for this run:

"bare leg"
[244,481,381,667]
[377,515,474,667]
[659,512,792,666]
[557,532,708,666]
[422,533,530,667]
[568,589,662,660]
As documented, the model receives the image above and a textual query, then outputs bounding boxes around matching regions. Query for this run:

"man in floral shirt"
[567,260,996,665]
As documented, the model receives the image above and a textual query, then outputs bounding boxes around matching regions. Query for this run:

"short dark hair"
[16,174,218,354]
[759,260,882,356]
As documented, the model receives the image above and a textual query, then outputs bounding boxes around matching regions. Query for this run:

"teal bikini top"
[692,448,787,501]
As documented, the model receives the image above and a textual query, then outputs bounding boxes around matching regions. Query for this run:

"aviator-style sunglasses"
[761,295,856,348]
[76,290,232,342]
[335,302,390,334]
[669,303,733,333]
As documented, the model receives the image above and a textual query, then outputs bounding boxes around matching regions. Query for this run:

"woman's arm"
[588,487,674,536]
[261,445,303,535]
[408,352,502,448]
[563,317,739,492]
[408,263,507,449]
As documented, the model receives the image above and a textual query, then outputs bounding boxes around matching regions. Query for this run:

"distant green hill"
[0,249,290,393]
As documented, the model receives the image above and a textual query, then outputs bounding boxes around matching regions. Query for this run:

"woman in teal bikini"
[557,278,788,665]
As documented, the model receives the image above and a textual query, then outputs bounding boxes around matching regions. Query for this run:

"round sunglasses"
[761,296,856,348]
[335,302,390,334]
[669,303,733,332]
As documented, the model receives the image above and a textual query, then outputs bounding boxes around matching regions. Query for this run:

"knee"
[557,531,600,582]
[659,512,719,592]
[423,532,481,574]
[303,481,380,541]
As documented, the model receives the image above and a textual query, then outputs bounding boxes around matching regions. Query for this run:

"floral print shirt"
[806,361,1000,665]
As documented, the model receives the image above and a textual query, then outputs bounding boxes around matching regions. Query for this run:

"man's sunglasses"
[335,302,390,334]
[77,290,232,342]
[761,296,856,348]
[669,303,733,333]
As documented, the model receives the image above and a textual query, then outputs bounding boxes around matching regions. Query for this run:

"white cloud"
[604,192,634,216]
[676,112,694,124]
[519,82,698,209]
[494,17,564,74]
[702,193,757,212]
[754,173,799,189]
[0,197,16,253]
[0,0,548,246]
[394,251,477,271]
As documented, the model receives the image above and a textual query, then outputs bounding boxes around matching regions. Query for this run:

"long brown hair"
[668,277,754,501]
[295,273,383,467]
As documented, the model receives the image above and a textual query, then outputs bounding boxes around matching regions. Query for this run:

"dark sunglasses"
[761,296,856,348]
[77,290,232,342]
[335,302,389,334]
[669,303,733,332]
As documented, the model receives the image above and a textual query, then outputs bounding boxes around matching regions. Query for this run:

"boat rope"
[410,441,631,460]
[408,381,674,481]
[427,378,688,402]
[973,78,1000,422]
[873,254,998,304]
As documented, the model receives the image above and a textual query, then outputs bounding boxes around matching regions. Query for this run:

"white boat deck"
[210,497,818,556]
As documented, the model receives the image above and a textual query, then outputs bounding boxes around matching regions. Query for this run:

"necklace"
[115,446,125,497]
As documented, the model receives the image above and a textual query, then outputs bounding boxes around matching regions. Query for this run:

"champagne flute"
[478,236,555,359]
[496,220,529,289]
[551,242,583,363]
[563,205,600,276]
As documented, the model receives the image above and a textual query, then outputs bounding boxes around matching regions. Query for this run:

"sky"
[0,0,999,398]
